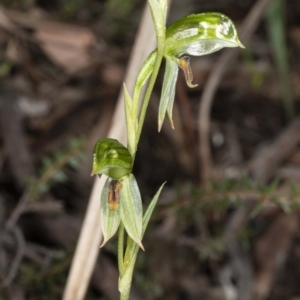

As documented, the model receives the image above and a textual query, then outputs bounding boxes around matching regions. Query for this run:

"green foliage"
[101,0,140,38]
[118,183,165,297]
[104,0,137,18]
[21,251,68,300]
[195,176,300,214]
[155,176,300,260]
[266,0,294,119]
[30,136,86,198]
[0,61,12,78]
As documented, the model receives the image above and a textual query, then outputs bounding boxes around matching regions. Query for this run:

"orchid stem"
[136,37,165,149]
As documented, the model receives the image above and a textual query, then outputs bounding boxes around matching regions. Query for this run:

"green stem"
[136,45,165,146]
[118,223,125,275]
[132,50,157,124]
[120,4,167,300]
[119,43,166,300]
[121,292,130,300]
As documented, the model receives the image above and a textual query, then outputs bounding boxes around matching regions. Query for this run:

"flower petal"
[100,177,121,247]
[158,56,179,131]
[119,174,144,250]
[178,56,198,88]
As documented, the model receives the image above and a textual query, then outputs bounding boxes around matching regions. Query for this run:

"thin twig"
[248,117,300,183]
[7,141,83,227]
[1,226,25,288]
[224,200,255,300]
[197,0,275,181]
[154,189,300,221]
[6,193,30,228]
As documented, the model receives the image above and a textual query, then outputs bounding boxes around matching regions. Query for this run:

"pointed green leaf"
[119,182,165,293]
[142,182,166,234]
[250,201,264,219]
[266,0,294,119]
[290,181,300,196]
[277,199,292,214]
[119,174,144,250]
[91,138,132,179]
[132,50,157,132]
[165,13,244,58]
[135,50,157,93]
[100,178,121,247]
[267,177,280,194]
[158,56,179,131]
[119,182,166,294]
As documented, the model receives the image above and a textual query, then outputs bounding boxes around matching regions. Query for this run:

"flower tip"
[138,241,145,251]
[187,82,198,88]
[99,238,108,248]
[158,122,163,132]
[169,119,175,130]
[91,166,97,176]
[238,40,245,49]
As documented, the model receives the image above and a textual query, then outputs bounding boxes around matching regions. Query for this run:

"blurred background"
[1,0,300,299]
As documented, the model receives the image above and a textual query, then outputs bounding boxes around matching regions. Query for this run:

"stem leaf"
[142,181,166,234]
[119,182,166,295]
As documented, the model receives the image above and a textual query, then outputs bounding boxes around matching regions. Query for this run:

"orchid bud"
[91,138,133,179]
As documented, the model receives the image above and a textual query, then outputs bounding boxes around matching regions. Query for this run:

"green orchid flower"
[134,12,244,131]
[92,138,144,249]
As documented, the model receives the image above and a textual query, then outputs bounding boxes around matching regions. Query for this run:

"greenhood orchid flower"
[160,13,244,131]
[91,138,133,179]
[92,138,144,249]
[135,12,244,131]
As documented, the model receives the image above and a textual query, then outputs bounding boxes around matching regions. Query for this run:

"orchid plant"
[91,1,243,299]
